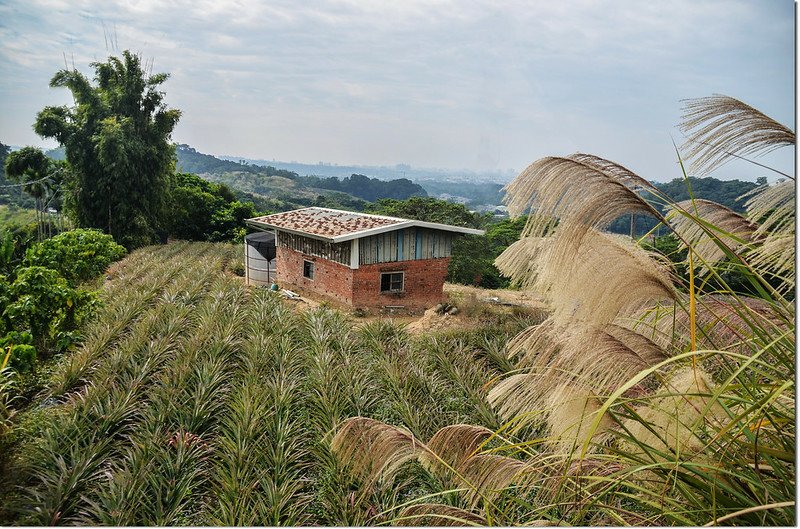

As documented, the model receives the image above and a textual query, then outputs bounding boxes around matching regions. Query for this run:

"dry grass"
[680,94,796,175]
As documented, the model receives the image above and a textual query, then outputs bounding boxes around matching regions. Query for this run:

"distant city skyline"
[0,0,795,182]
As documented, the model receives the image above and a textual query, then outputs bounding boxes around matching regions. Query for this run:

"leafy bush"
[2,266,96,351]
[0,333,36,373]
[23,229,126,285]
[167,172,261,243]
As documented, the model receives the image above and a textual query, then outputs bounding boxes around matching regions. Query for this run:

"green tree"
[2,267,94,351]
[366,196,488,228]
[23,228,126,285]
[34,51,181,248]
[448,216,527,288]
[3,147,62,240]
[166,172,260,242]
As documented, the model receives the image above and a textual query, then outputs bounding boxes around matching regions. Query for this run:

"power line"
[0,175,54,189]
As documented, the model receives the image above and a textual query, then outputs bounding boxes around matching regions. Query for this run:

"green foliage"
[420,180,506,207]
[656,175,758,212]
[301,173,427,202]
[0,229,13,273]
[166,172,261,243]
[366,196,488,228]
[607,176,760,237]
[0,206,70,271]
[176,144,297,178]
[0,333,36,373]
[3,147,66,241]
[34,51,181,249]
[1,267,95,351]
[3,147,53,201]
[448,216,527,288]
[23,229,126,285]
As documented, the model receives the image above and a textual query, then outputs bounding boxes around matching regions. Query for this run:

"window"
[303,260,315,280]
[380,272,404,293]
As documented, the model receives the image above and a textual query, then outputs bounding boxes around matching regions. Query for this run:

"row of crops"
[2,241,535,525]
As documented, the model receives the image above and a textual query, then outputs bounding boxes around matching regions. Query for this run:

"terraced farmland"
[2,241,532,525]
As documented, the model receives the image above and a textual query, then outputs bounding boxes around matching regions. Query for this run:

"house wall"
[275,246,354,305]
[277,231,351,265]
[359,228,455,265]
[352,257,451,309]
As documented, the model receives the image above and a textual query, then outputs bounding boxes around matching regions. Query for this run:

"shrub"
[2,266,96,351]
[24,229,126,285]
[0,332,36,373]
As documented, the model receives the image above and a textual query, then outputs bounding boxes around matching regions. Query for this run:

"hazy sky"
[0,0,795,182]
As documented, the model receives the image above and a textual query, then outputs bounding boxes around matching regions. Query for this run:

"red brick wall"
[352,257,450,310]
[276,247,450,310]
[276,246,354,305]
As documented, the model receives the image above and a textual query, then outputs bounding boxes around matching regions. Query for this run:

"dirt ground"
[265,281,547,335]
[442,282,546,310]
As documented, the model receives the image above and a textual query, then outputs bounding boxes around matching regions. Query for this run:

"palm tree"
[4,147,61,240]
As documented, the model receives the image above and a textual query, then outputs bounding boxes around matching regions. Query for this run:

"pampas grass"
[680,95,796,175]
[667,199,759,274]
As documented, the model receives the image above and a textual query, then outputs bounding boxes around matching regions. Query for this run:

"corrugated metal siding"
[359,228,454,265]
[278,232,351,265]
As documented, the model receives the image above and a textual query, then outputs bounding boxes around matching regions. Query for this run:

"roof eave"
[246,219,336,242]
[245,216,486,243]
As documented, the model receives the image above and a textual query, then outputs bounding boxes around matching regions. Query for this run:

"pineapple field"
[0,241,538,525]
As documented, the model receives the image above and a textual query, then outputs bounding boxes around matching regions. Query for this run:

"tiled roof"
[248,208,402,239]
[246,207,484,242]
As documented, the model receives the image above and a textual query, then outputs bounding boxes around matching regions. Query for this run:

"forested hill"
[653,176,760,213]
[607,176,763,236]
[175,144,297,178]
[301,174,426,201]
[175,144,426,203]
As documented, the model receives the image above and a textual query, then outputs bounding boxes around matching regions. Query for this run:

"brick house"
[245,207,484,310]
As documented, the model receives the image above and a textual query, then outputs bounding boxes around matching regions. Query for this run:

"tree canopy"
[366,196,487,229]
[34,51,181,248]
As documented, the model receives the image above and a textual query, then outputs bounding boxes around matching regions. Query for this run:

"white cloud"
[0,0,793,180]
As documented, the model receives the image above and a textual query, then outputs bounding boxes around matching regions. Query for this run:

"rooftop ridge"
[246,207,484,242]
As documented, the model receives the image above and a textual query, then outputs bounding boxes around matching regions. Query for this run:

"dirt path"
[442,282,546,310]
[245,279,547,334]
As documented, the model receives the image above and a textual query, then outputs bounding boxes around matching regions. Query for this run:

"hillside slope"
[2,241,535,525]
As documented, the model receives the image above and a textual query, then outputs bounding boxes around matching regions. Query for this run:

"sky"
[0,0,795,182]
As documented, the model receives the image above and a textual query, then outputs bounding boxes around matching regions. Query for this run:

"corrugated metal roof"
[246,207,484,242]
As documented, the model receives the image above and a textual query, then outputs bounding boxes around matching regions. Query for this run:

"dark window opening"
[303,260,315,280]
[380,272,404,293]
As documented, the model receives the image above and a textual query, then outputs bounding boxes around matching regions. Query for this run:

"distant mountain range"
[215,155,516,184]
[31,143,764,217]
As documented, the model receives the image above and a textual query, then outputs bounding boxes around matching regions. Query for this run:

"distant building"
[436,193,471,205]
[245,207,484,310]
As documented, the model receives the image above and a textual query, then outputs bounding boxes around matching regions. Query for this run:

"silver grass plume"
[742,180,796,293]
[333,420,532,509]
[421,424,493,475]
[633,294,793,358]
[398,503,488,526]
[743,179,795,234]
[493,236,546,291]
[503,154,665,238]
[666,199,759,275]
[456,453,531,508]
[680,95,795,175]
[497,229,676,329]
[537,229,676,328]
[420,424,532,507]
[330,417,425,487]
[622,367,726,457]
[489,325,667,448]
